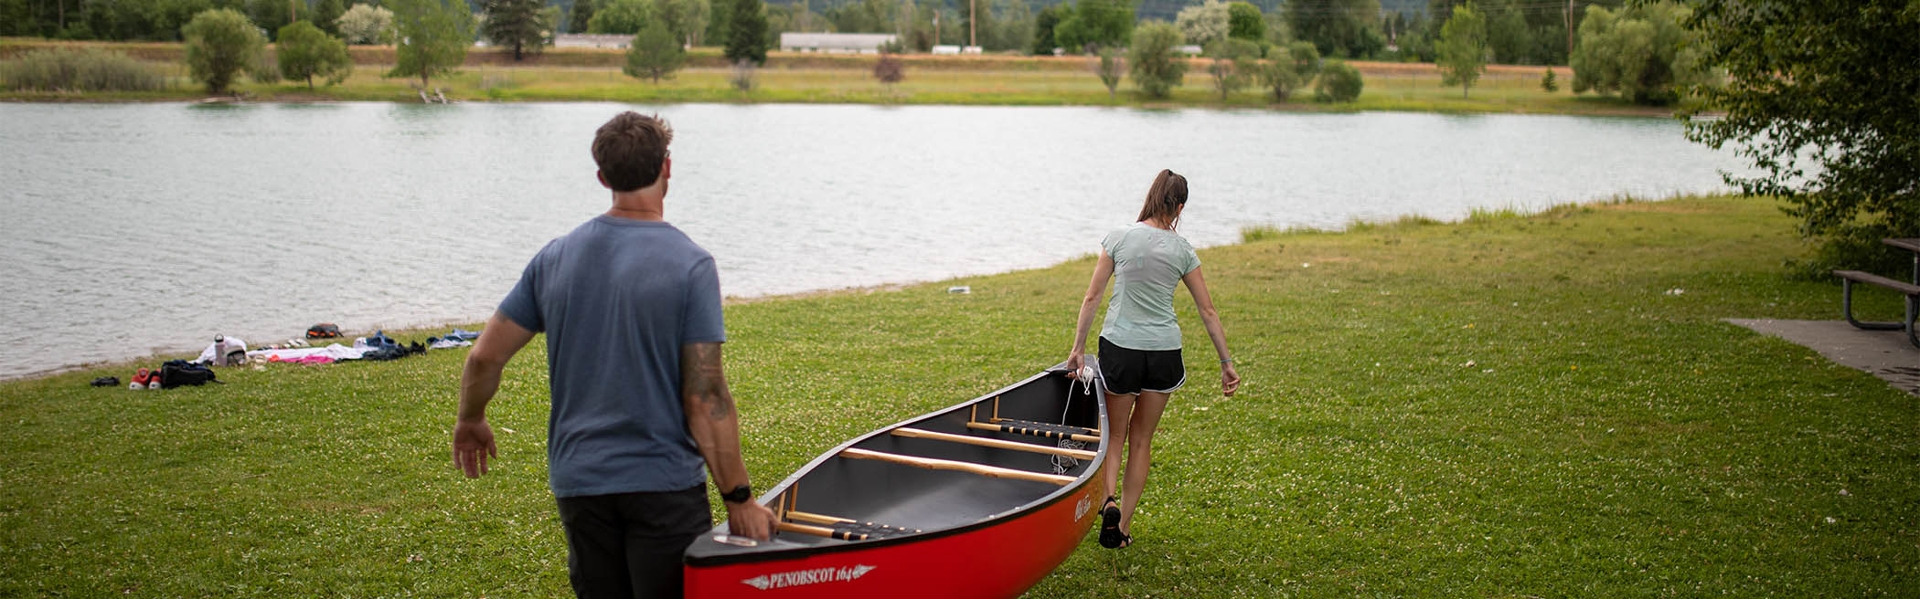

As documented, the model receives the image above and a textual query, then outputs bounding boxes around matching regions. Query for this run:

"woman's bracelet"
[1219,358,1233,364]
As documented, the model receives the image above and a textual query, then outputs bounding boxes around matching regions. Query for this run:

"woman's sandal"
[1098,496,1125,549]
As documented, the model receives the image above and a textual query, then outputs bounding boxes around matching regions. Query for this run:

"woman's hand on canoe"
[1065,351,1087,379]
[727,499,778,541]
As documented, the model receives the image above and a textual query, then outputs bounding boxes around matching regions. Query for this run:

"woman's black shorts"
[1098,337,1186,395]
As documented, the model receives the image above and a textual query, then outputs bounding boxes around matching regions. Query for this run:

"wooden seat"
[778,510,922,541]
[839,447,1075,485]
[966,419,1100,444]
[891,427,1096,460]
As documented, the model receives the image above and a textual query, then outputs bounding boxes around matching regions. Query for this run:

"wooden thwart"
[892,427,1096,460]
[784,510,851,526]
[840,448,1075,485]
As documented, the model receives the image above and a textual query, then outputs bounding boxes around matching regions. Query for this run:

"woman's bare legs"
[1100,391,1135,506]
[1116,390,1171,535]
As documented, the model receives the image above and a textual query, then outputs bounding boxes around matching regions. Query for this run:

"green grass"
[3,196,1916,596]
[1,38,1667,115]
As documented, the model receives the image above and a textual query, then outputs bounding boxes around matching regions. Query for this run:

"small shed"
[780,32,899,53]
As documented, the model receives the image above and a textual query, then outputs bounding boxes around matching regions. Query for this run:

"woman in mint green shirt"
[1067,169,1241,550]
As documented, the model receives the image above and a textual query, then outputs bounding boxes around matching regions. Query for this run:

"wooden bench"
[1834,238,1920,348]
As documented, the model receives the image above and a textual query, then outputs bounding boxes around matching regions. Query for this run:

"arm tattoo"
[683,343,736,421]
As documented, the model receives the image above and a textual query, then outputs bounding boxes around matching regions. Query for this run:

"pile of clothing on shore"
[248,327,480,365]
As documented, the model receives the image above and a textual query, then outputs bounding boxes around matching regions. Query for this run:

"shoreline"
[1,39,1678,117]
[1,195,1689,385]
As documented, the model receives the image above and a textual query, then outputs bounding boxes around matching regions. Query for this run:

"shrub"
[1128,20,1186,99]
[182,8,266,94]
[1093,45,1124,99]
[1313,59,1362,102]
[277,21,353,89]
[872,50,905,91]
[0,48,166,92]
[728,59,758,93]
[1541,68,1558,93]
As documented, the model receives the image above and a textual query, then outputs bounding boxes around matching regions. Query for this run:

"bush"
[250,51,282,84]
[0,48,166,92]
[728,59,758,93]
[1128,20,1186,99]
[1204,37,1260,100]
[182,8,266,94]
[872,51,905,90]
[277,21,353,89]
[1313,59,1362,102]
[1541,68,1558,93]
[1570,2,1703,105]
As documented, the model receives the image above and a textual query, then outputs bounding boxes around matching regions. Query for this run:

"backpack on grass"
[159,360,220,389]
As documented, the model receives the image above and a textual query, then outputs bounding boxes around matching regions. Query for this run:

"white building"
[780,32,899,54]
[555,34,634,49]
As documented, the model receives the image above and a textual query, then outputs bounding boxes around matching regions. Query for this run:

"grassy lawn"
[2,196,1914,596]
[1,38,1661,115]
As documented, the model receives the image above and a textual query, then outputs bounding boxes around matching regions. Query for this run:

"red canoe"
[683,362,1109,598]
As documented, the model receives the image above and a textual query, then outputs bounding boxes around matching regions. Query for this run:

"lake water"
[0,103,1747,378]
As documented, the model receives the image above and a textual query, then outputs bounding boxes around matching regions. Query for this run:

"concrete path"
[1726,319,1920,396]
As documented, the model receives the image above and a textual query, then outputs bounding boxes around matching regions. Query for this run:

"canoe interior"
[685,363,1105,564]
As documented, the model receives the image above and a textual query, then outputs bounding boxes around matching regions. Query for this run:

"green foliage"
[1685,0,1920,274]
[276,20,352,89]
[655,0,712,46]
[1127,20,1185,99]
[181,8,264,94]
[588,0,650,34]
[312,0,347,36]
[245,0,295,41]
[0,48,165,92]
[1540,67,1558,92]
[1569,2,1702,106]
[1094,45,1124,99]
[387,0,472,88]
[1051,0,1133,54]
[482,0,552,61]
[1288,0,1384,59]
[1257,40,1318,102]
[249,46,282,83]
[1203,37,1260,100]
[1436,1,1487,99]
[724,0,767,64]
[623,21,685,83]
[337,3,396,44]
[1175,0,1228,47]
[567,0,595,33]
[1030,4,1063,54]
[1225,1,1263,41]
[1313,58,1362,102]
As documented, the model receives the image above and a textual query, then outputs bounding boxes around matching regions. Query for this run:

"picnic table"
[1835,238,1920,347]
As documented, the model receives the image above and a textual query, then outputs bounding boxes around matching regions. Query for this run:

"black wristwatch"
[720,483,752,504]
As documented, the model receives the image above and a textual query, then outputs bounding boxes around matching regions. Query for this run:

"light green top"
[1099,222,1202,351]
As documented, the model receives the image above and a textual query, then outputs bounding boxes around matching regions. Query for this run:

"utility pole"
[969,0,976,48]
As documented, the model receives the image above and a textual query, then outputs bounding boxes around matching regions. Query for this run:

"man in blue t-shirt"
[452,111,777,598]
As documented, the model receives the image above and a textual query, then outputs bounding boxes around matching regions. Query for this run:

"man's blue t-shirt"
[497,215,726,498]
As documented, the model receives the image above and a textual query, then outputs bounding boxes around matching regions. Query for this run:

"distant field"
[0,38,1660,115]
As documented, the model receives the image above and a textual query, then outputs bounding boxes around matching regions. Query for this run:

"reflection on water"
[0,103,1746,377]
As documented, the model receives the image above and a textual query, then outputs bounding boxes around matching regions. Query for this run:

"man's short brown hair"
[592,112,674,192]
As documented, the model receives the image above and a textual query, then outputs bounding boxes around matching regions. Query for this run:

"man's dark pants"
[555,484,711,598]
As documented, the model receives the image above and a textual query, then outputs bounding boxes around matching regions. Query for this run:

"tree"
[1540,67,1557,92]
[1093,44,1123,99]
[624,21,684,82]
[181,8,263,94]
[337,4,396,44]
[1288,0,1383,59]
[566,0,594,33]
[1225,1,1262,42]
[312,0,347,36]
[654,0,711,46]
[1052,0,1132,54]
[245,0,294,41]
[1258,40,1317,102]
[1684,0,1920,273]
[1128,20,1185,99]
[1569,3,1702,105]
[1313,59,1362,102]
[276,20,352,88]
[588,0,651,34]
[387,0,472,88]
[1175,0,1228,48]
[1435,1,1486,98]
[482,0,550,61]
[725,0,767,64]
[1030,3,1063,54]
[1204,37,1259,100]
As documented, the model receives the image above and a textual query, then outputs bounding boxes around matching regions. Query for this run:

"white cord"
[1053,365,1096,473]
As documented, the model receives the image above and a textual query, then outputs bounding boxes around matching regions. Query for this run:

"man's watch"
[720,483,752,504]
